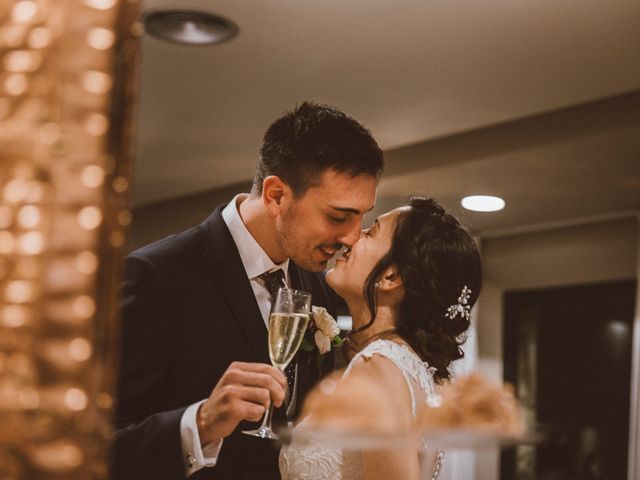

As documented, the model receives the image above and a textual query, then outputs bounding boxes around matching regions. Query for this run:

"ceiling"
[133,0,640,233]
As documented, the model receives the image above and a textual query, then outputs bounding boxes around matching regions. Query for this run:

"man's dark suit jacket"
[110,206,336,480]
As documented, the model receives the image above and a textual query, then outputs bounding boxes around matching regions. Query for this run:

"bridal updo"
[361,196,482,383]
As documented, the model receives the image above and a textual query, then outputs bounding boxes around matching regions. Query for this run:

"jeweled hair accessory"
[445,286,472,320]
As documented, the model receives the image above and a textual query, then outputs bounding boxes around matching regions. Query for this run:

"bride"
[280,196,483,480]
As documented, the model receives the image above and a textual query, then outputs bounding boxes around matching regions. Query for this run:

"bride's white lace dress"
[279,339,443,480]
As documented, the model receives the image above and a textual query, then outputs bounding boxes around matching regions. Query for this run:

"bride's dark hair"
[358,196,482,383]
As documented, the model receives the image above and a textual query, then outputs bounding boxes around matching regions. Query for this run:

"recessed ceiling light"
[142,9,238,46]
[461,195,505,212]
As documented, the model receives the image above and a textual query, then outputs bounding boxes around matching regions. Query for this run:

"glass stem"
[259,400,274,432]
[258,363,283,432]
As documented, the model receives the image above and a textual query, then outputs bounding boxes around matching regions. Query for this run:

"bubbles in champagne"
[269,313,309,369]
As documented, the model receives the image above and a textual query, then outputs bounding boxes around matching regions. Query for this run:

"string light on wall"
[0,0,140,478]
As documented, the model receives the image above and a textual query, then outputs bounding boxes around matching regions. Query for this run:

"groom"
[111,102,384,480]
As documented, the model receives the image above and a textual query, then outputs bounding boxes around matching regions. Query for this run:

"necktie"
[259,269,297,399]
[260,269,286,300]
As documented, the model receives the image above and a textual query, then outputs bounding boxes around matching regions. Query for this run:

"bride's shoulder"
[349,340,410,384]
[347,349,414,424]
[348,339,421,386]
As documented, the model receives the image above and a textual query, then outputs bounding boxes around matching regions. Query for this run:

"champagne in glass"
[243,288,311,439]
[269,312,309,370]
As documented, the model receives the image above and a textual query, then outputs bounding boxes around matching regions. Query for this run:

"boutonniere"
[300,306,343,354]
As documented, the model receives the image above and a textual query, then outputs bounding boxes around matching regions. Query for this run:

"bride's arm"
[348,355,421,480]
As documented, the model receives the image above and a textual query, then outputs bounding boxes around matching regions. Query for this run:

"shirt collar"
[221,194,289,280]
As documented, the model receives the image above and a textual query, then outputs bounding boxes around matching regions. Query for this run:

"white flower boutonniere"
[300,306,343,354]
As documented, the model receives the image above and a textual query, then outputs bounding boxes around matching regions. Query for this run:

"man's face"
[275,170,377,272]
[326,208,402,301]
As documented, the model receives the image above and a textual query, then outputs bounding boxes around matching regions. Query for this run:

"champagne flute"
[243,287,311,439]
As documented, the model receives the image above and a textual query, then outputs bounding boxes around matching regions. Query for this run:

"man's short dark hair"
[253,102,384,196]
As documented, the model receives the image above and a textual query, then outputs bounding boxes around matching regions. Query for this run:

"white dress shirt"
[180,194,289,477]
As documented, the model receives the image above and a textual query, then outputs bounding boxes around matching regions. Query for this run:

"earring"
[375,282,381,288]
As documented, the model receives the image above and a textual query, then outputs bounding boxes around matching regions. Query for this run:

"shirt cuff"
[180,400,223,477]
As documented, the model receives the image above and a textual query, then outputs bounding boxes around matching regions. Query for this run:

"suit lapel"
[199,207,270,365]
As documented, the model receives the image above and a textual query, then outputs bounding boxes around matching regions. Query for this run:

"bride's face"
[326,207,404,299]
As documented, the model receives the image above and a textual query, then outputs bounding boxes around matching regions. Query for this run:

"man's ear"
[377,265,403,292]
[262,175,292,217]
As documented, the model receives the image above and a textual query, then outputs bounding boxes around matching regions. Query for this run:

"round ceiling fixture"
[142,9,238,46]
[461,195,505,212]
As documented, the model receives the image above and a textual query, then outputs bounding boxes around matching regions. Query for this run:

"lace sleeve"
[344,340,440,417]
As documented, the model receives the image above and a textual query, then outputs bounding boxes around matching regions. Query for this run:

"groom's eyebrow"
[327,204,375,215]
